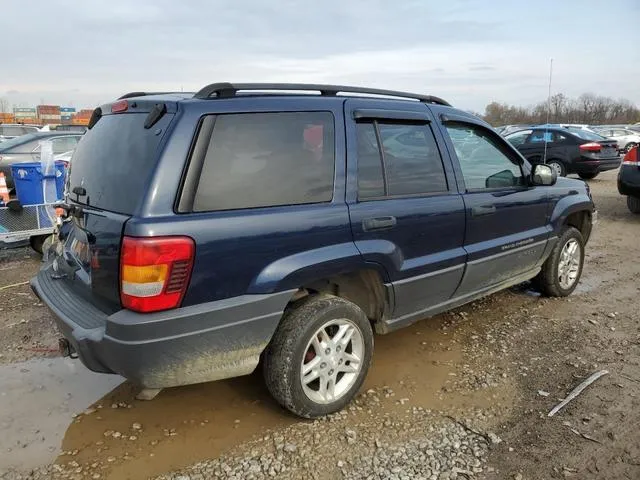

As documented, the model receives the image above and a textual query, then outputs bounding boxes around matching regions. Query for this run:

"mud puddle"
[0,357,123,471]
[51,317,508,479]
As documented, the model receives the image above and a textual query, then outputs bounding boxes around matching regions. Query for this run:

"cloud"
[469,65,496,72]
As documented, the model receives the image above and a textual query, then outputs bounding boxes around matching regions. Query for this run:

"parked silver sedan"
[594,127,640,153]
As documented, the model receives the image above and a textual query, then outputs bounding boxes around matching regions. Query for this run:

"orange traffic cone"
[0,173,9,204]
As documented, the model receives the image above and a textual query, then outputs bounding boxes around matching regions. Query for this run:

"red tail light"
[120,236,195,313]
[623,146,638,165]
[579,142,602,153]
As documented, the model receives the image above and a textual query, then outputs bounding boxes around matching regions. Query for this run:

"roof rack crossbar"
[118,91,184,100]
[193,83,451,106]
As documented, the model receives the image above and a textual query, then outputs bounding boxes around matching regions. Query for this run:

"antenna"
[543,58,553,164]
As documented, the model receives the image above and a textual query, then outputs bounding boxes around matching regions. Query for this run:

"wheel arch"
[247,244,391,327]
[550,199,593,243]
[288,269,390,327]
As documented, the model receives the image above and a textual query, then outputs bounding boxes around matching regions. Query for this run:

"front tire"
[578,172,598,180]
[628,196,640,214]
[263,294,374,418]
[535,226,585,297]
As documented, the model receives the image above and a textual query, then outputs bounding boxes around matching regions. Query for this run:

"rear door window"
[356,121,448,199]
[68,112,174,214]
[553,132,570,143]
[527,130,554,143]
[356,123,385,199]
[193,112,335,211]
[378,123,448,196]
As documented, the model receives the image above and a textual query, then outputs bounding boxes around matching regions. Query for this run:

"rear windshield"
[571,130,606,141]
[68,112,173,214]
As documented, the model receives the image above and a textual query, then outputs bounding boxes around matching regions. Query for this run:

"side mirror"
[486,169,518,189]
[531,163,557,186]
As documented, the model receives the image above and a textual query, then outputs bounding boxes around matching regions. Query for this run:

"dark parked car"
[618,146,640,213]
[31,83,595,418]
[505,127,621,179]
[0,132,83,188]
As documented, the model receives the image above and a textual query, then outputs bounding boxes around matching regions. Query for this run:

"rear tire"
[578,172,598,180]
[535,226,585,297]
[263,294,374,418]
[628,196,640,214]
[547,160,566,177]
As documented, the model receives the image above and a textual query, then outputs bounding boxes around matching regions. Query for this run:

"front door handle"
[472,205,496,217]
[362,216,397,232]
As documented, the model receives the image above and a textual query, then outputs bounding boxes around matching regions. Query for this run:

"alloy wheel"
[558,238,581,289]
[300,318,364,404]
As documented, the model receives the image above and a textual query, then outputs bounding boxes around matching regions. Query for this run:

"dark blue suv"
[31,83,595,418]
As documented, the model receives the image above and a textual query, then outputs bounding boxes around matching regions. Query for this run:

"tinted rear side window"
[378,123,448,196]
[193,112,335,211]
[68,112,174,214]
[356,121,448,199]
[356,123,385,199]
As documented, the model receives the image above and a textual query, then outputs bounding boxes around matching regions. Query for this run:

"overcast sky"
[2,0,639,112]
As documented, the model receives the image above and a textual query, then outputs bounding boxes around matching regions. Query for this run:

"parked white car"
[594,128,640,153]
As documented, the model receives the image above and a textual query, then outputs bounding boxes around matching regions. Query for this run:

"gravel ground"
[154,390,499,480]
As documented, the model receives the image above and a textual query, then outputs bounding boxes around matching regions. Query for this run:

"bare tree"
[483,93,640,126]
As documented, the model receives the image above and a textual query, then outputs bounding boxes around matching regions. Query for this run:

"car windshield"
[570,129,607,141]
[0,133,39,151]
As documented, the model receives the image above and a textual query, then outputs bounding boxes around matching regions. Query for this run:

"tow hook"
[58,338,78,358]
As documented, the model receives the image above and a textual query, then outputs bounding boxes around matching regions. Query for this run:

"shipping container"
[0,113,16,123]
[15,118,39,125]
[37,105,61,116]
[60,107,76,113]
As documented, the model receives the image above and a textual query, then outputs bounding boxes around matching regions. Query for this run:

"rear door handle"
[472,205,496,217]
[362,216,397,231]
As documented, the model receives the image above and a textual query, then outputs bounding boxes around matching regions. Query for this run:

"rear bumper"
[31,266,293,388]
[574,157,622,174]
[618,165,640,197]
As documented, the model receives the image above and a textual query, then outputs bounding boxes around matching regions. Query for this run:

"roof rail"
[117,91,185,100]
[193,82,451,106]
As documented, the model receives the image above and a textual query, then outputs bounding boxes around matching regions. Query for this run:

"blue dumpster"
[11,162,66,206]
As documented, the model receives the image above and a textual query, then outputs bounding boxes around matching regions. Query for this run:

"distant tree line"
[483,93,640,126]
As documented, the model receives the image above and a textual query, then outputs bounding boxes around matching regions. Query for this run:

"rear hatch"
[51,101,176,312]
